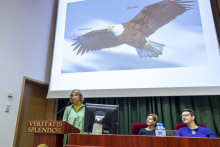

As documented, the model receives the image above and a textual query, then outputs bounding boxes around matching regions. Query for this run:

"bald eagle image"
[72,0,193,58]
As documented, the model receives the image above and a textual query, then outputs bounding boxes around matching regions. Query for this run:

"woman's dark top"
[138,128,155,136]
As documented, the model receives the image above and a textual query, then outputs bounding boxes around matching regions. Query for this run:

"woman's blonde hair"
[147,113,158,127]
[69,89,84,103]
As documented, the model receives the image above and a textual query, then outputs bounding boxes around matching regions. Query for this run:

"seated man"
[138,114,158,136]
[178,109,216,138]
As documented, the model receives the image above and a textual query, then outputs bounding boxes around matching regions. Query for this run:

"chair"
[175,123,207,130]
[131,122,148,135]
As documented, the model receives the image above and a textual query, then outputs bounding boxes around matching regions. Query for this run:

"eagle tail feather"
[136,41,165,58]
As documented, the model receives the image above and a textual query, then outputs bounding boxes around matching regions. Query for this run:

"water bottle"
[155,123,161,136]
[160,123,166,136]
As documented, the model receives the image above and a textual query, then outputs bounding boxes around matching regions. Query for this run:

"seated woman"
[138,114,158,136]
[178,109,216,138]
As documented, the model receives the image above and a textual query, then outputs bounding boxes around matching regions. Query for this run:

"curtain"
[57,96,220,137]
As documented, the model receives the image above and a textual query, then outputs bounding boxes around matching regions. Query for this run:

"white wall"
[0,0,56,146]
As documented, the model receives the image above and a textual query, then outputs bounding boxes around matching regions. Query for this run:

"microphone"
[48,101,72,120]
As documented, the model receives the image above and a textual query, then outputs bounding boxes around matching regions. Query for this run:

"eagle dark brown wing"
[72,29,122,55]
[125,0,194,37]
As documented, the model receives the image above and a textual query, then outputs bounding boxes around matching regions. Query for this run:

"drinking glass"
[166,130,179,136]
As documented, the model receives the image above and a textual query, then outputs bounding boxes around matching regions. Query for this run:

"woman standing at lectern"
[62,89,85,147]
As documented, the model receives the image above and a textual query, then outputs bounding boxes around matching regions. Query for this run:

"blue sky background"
[61,0,208,73]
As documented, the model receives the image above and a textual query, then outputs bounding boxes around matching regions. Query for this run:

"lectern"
[27,120,80,147]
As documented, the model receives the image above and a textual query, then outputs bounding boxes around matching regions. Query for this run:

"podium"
[66,133,220,147]
[27,120,80,147]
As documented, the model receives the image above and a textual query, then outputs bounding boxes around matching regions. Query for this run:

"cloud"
[148,22,208,66]
[62,39,182,73]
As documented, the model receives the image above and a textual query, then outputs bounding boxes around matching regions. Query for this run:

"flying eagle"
[72,0,194,58]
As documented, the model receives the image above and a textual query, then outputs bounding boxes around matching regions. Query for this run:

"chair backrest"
[175,123,207,130]
[131,122,148,135]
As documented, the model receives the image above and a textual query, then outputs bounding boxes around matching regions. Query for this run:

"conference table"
[66,133,220,147]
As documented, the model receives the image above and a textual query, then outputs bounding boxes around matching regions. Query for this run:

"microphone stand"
[48,101,72,120]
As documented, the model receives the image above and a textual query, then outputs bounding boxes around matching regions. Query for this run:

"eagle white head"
[108,24,124,36]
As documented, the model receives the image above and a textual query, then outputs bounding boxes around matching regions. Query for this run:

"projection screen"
[47,0,220,98]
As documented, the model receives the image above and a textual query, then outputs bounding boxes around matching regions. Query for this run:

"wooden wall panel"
[45,99,56,120]
[14,77,55,147]
[218,0,220,13]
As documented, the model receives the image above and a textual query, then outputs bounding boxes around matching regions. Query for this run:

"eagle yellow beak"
[108,26,113,32]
